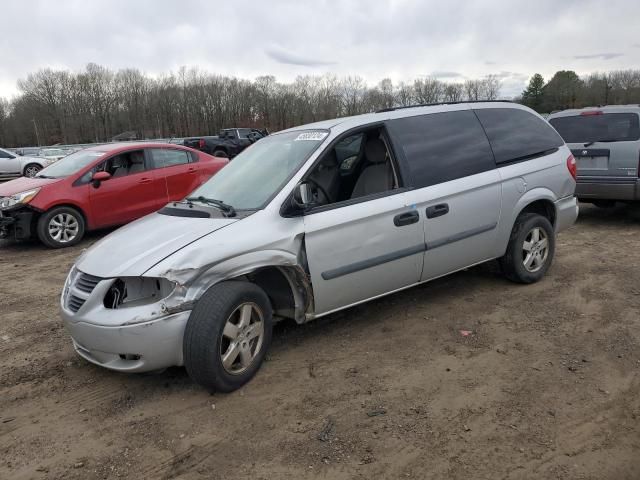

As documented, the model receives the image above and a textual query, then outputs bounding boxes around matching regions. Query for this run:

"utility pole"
[32,119,41,146]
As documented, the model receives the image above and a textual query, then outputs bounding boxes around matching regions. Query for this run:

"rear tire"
[499,213,555,284]
[23,163,41,177]
[183,281,273,393]
[212,149,229,158]
[36,206,86,248]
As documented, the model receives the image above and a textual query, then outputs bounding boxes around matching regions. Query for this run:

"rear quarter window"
[150,149,191,168]
[387,110,495,188]
[475,108,564,164]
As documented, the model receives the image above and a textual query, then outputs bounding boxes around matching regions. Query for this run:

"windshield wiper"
[185,196,236,217]
[583,138,618,147]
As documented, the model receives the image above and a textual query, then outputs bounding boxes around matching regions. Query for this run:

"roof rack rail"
[376,99,514,113]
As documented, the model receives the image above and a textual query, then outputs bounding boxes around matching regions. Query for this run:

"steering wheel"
[305,178,331,205]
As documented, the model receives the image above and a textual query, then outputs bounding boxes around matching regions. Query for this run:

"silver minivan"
[548,105,640,206]
[61,102,578,392]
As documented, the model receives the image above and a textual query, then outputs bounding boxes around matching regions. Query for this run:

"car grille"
[67,294,86,313]
[64,270,103,313]
[75,273,102,294]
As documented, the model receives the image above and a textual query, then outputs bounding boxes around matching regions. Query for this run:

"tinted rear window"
[387,110,495,188]
[475,108,564,164]
[549,113,640,143]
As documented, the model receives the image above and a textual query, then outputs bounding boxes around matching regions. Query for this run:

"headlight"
[0,188,40,209]
[104,277,177,309]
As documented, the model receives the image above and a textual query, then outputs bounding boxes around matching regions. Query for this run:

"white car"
[0,148,54,179]
[39,148,68,162]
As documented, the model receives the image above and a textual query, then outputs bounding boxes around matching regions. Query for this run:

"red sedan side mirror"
[92,171,111,182]
[91,171,111,188]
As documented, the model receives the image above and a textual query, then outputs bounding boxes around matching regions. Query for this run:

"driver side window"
[303,127,400,208]
[96,150,147,178]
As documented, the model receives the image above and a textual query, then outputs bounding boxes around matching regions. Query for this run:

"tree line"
[2,64,640,148]
[0,64,501,147]
[520,69,640,113]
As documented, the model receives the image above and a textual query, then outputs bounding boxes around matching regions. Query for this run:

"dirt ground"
[1,203,639,480]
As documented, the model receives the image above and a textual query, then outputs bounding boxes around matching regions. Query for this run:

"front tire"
[212,149,229,158]
[36,206,86,248]
[500,213,555,284]
[23,163,42,177]
[183,281,273,392]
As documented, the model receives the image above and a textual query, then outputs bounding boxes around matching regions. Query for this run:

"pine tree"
[522,74,545,112]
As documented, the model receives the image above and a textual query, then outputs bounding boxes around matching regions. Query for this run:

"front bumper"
[60,271,191,372]
[0,207,34,240]
[62,310,190,372]
[554,195,579,233]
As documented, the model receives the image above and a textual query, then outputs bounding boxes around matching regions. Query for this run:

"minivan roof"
[280,101,523,135]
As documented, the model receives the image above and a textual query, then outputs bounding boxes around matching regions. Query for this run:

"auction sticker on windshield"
[295,132,328,141]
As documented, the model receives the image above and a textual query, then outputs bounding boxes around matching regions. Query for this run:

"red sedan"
[0,143,228,247]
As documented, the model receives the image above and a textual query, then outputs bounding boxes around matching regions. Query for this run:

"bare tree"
[481,75,502,100]
[413,77,443,104]
[0,64,516,146]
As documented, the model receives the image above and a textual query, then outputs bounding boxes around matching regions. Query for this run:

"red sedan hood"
[0,176,61,196]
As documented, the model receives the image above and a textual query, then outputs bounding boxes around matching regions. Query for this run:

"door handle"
[393,210,419,227]
[187,167,196,173]
[138,178,152,184]
[426,203,449,219]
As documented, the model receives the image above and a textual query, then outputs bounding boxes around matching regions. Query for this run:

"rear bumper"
[576,176,638,201]
[554,195,579,233]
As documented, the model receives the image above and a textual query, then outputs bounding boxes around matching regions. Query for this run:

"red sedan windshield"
[37,150,105,178]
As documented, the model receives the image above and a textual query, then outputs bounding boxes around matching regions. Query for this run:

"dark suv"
[548,106,640,206]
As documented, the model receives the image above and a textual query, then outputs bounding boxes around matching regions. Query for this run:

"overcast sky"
[1,0,639,99]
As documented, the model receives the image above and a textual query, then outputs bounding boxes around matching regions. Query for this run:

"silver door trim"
[426,222,497,250]
[321,243,425,280]
[320,222,498,281]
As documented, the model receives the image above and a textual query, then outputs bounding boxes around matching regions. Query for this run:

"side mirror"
[292,182,315,210]
[91,171,111,188]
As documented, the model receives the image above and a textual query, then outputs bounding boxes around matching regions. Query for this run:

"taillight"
[580,110,603,116]
[198,139,205,149]
[567,154,577,180]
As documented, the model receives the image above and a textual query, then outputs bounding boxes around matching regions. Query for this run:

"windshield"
[549,113,640,143]
[189,130,328,209]
[37,150,105,178]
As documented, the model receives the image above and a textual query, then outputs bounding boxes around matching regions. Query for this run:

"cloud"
[493,71,528,81]
[573,52,623,60]
[429,71,463,79]
[265,46,336,67]
[0,0,639,99]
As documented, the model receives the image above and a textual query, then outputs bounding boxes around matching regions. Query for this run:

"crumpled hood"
[76,212,237,278]
[0,176,60,197]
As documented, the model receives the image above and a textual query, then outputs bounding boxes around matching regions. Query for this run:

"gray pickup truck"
[183,128,266,159]
[548,105,640,206]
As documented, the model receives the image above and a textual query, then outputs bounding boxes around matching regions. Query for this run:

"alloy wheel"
[48,213,80,243]
[522,227,549,273]
[219,302,265,375]
[24,165,41,177]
